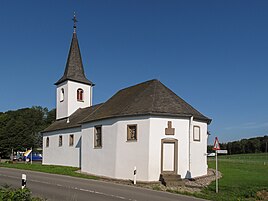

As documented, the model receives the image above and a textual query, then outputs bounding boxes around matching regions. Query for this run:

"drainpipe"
[90,86,93,106]
[188,116,193,174]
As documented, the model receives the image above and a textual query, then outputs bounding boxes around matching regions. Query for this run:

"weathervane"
[72,12,78,33]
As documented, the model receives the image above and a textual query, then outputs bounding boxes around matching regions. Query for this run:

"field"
[198,153,268,201]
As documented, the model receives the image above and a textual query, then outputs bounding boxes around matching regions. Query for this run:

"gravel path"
[78,169,221,194]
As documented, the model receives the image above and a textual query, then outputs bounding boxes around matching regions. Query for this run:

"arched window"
[60,88,64,102]
[77,88,84,101]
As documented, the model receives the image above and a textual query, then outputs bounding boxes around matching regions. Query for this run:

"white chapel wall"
[56,80,92,120]
[148,117,190,180]
[81,119,118,178]
[56,81,68,120]
[81,116,151,181]
[190,120,208,177]
[67,80,92,116]
[42,127,82,167]
[80,116,208,181]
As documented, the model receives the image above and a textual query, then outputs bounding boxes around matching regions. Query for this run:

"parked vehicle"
[23,150,42,161]
[207,152,216,157]
[13,151,24,161]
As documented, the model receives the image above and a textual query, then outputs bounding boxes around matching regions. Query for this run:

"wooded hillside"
[0,107,55,158]
[208,135,268,154]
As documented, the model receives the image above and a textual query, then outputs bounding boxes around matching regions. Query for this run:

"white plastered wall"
[56,80,92,120]
[189,120,208,177]
[81,116,208,181]
[56,81,68,119]
[148,117,190,180]
[81,116,150,181]
[42,127,82,167]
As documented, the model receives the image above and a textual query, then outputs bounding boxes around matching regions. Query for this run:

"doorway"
[161,139,178,174]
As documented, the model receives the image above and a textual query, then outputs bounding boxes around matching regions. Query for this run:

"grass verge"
[197,153,268,201]
[0,162,98,180]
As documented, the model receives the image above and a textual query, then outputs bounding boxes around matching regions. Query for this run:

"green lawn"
[196,153,268,201]
[0,162,98,180]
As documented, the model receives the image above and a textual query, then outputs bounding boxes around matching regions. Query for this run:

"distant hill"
[208,135,268,154]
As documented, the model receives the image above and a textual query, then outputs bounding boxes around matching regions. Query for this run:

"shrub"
[0,185,43,201]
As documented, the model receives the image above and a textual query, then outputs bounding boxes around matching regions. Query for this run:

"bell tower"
[55,13,94,120]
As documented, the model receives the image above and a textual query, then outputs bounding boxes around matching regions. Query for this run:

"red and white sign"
[213,137,221,150]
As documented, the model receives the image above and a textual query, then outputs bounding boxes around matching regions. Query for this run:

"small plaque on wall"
[165,121,175,135]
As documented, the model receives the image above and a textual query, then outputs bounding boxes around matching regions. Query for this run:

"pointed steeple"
[55,13,93,86]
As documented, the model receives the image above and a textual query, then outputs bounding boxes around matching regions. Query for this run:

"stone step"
[160,174,183,186]
[162,174,181,181]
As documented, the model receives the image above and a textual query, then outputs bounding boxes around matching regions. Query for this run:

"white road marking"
[0,173,138,201]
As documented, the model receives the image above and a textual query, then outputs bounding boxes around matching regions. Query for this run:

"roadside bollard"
[22,174,26,189]
[133,166,137,185]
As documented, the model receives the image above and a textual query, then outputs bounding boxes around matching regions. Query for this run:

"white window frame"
[94,126,102,148]
[193,126,201,142]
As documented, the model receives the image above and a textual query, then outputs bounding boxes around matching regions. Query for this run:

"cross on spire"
[72,12,78,33]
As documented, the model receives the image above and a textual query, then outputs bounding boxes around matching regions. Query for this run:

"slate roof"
[55,32,94,86]
[43,103,103,133]
[81,79,211,124]
[43,79,211,133]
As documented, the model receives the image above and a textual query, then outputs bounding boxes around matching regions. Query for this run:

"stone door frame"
[161,138,178,174]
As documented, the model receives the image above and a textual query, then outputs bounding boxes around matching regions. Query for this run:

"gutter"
[188,116,193,176]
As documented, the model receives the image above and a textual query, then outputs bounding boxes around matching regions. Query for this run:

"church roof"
[55,32,93,86]
[43,103,103,133]
[81,79,211,124]
[43,79,211,133]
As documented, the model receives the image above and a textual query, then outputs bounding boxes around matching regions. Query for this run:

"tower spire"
[72,12,78,33]
[55,13,93,86]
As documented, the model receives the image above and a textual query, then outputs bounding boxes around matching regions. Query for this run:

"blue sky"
[0,1,267,144]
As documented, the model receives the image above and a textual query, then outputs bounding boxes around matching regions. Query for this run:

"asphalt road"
[0,167,207,201]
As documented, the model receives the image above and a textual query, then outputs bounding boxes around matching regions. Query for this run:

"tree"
[0,106,55,158]
[208,135,268,155]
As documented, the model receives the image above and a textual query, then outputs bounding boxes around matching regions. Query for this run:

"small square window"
[94,126,102,148]
[193,126,201,141]
[127,125,137,141]
[59,135,62,147]
[69,134,74,146]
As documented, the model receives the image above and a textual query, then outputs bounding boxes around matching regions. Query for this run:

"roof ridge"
[117,79,158,93]
[150,80,157,112]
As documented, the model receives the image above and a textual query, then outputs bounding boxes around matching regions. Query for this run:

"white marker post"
[133,166,137,185]
[22,174,26,189]
[213,137,220,193]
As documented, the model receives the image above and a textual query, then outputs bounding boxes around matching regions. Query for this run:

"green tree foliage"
[0,107,55,158]
[0,185,44,201]
[213,135,268,155]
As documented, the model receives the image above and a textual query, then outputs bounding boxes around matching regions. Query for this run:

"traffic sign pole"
[213,137,220,193]
[216,150,218,193]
